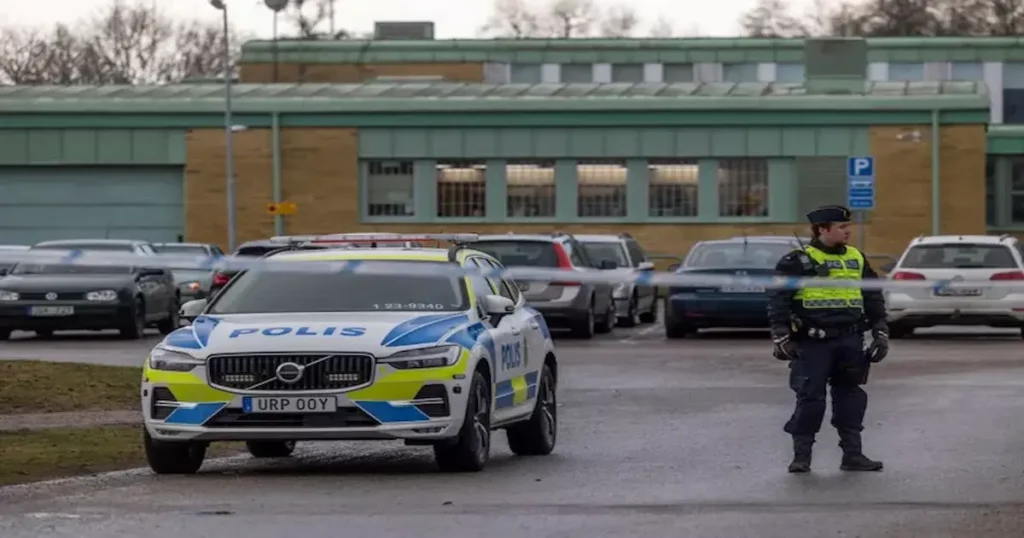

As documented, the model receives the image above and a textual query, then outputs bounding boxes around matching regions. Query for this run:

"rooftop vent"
[373,21,435,40]
[803,38,867,94]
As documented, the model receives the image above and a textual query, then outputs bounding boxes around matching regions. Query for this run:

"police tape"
[2,248,1022,293]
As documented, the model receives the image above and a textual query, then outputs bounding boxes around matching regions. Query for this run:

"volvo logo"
[45,292,57,301]
[275,362,304,384]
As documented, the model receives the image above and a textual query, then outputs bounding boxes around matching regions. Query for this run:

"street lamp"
[264,0,288,83]
[209,0,237,252]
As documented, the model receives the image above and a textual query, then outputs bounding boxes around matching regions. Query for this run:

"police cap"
[806,205,852,224]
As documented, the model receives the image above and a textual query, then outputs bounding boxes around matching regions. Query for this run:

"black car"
[0,262,179,340]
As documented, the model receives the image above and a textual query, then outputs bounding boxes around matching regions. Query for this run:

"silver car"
[575,233,658,326]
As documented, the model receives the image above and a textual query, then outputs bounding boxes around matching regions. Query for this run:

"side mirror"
[179,298,209,324]
[637,261,655,271]
[599,259,619,270]
[481,294,515,316]
[881,262,896,273]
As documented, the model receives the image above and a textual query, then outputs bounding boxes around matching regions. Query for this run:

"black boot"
[838,429,883,471]
[788,435,814,473]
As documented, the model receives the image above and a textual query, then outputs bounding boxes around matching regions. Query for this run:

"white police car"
[140,235,559,474]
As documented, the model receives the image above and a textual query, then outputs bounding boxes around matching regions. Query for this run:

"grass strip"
[0,360,142,414]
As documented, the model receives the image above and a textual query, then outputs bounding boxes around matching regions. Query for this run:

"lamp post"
[264,0,288,82]
[209,0,236,252]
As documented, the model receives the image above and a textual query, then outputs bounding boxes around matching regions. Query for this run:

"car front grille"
[17,291,84,300]
[206,353,374,392]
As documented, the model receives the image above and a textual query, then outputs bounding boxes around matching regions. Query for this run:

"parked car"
[152,242,225,258]
[0,245,29,277]
[30,238,158,256]
[664,236,803,338]
[575,233,659,326]
[0,262,179,340]
[882,234,1024,338]
[467,232,617,338]
[153,243,224,302]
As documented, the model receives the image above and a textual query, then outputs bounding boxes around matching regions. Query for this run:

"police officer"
[767,205,890,473]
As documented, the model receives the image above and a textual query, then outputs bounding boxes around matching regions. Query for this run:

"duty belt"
[800,298,863,308]
[797,324,862,339]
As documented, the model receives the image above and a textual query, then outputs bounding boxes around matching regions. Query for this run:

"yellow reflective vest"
[792,245,864,311]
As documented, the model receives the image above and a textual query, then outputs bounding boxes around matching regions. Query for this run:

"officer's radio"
[793,233,830,276]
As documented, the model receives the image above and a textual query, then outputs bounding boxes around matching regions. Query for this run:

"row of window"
[364,159,770,220]
[986,157,1024,226]
[496,61,1023,86]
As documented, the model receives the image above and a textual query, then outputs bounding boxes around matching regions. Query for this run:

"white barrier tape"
[1,249,1022,292]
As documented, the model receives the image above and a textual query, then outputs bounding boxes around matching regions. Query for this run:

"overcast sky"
[1,0,811,40]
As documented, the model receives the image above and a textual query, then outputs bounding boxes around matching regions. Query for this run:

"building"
[0,31,1021,259]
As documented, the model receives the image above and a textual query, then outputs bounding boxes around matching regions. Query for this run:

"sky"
[0,0,811,40]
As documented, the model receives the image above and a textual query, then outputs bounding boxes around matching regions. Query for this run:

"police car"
[141,234,558,474]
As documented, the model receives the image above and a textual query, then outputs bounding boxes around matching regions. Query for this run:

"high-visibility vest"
[792,245,864,310]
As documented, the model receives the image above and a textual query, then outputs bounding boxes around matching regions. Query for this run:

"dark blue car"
[664,236,806,338]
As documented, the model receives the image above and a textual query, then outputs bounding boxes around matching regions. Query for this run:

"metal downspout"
[272,113,283,235]
[931,109,940,235]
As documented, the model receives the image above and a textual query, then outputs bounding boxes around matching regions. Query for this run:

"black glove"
[867,322,889,363]
[771,327,800,361]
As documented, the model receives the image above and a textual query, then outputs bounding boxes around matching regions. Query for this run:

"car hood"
[0,274,135,291]
[159,311,491,358]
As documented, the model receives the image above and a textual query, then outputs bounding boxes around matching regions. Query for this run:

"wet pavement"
[2,325,1024,537]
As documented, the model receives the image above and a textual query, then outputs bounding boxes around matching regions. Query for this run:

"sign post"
[846,157,875,251]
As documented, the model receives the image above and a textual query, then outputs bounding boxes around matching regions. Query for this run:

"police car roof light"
[305,233,480,244]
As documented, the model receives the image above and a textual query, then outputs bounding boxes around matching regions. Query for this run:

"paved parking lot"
[2,322,1024,537]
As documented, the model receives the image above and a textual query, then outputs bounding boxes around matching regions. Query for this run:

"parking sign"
[846,157,874,211]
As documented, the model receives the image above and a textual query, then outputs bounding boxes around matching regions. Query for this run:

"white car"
[883,234,1024,338]
[141,235,559,474]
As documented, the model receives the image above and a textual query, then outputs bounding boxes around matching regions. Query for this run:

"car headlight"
[0,290,18,301]
[379,345,461,369]
[86,289,118,301]
[149,347,204,372]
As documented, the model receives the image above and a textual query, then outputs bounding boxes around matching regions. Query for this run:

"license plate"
[720,286,765,293]
[242,396,337,414]
[28,306,74,316]
[934,288,982,297]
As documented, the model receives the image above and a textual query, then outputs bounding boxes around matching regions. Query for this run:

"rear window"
[155,245,209,255]
[580,241,629,267]
[469,241,559,267]
[900,244,1019,269]
[32,243,134,252]
[684,242,795,269]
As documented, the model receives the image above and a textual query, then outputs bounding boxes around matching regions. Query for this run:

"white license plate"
[935,288,982,297]
[720,286,765,293]
[28,306,74,316]
[242,396,337,414]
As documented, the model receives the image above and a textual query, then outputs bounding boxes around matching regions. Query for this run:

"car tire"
[157,296,180,336]
[433,369,491,472]
[889,324,913,338]
[619,295,640,327]
[639,297,658,324]
[143,429,207,474]
[34,330,54,339]
[0,329,9,341]
[569,301,596,339]
[245,440,296,458]
[506,363,557,456]
[665,320,694,339]
[119,297,146,340]
[595,297,615,334]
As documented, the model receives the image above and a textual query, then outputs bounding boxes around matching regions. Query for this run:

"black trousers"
[783,332,869,447]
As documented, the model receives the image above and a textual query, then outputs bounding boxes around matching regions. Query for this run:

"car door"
[466,256,531,423]
[479,256,544,379]
[625,239,657,312]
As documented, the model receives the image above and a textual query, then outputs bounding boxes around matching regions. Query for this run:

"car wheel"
[639,297,658,324]
[569,301,596,339]
[619,295,640,327]
[506,363,557,456]
[433,369,491,472]
[0,329,10,341]
[34,330,54,339]
[595,297,615,334]
[119,297,146,340]
[143,429,206,474]
[245,440,296,458]
[665,320,694,339]
[157,296,180,336]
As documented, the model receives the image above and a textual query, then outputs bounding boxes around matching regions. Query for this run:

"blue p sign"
[847,157,874,178]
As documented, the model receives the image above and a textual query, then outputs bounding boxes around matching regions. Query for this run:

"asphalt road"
[2,324,1024,537]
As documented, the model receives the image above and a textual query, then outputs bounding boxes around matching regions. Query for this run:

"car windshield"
[469,240,559,267]
[580,241,629,267]
[684,242,795,269]
[10,264,132,275]
[208,261,469,314]
[155,245,209,255]
[233,244,327,257]
[33,243,135,252]
[899,244,1019,269]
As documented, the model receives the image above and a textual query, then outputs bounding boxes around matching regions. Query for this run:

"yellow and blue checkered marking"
[353,401,431,423]
[162,315,221,350]
[495,370,540,409]
[162,402,228,425]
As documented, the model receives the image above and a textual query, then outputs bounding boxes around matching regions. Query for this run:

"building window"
[1012,159,1024,223]
[723,62,758,82]
[611,63,644,82]
[577,160,627,217]
[507,160,556,218]
[718,159,769,217]
[510,63,542,83]
[950,61,983,80]
[775,63,804,83]
[436,160,486,218]
[648,160,698,217]
[1004,62,1024,89]
[365,160,414,217]
[888,62,925,81]
[663,63,694,83]
[561,64,592,82]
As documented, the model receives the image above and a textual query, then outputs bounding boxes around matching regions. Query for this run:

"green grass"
[0,360,142,414]
[0,425,242,486]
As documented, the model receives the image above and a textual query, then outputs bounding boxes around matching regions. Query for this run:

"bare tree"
[481,0,676,38]
[600,4,641,37]
[0,28,51,84]
[740,0,814,37]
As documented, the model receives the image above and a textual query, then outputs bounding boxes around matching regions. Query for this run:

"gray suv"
[576,233,658,327]
[468,233,617,338]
